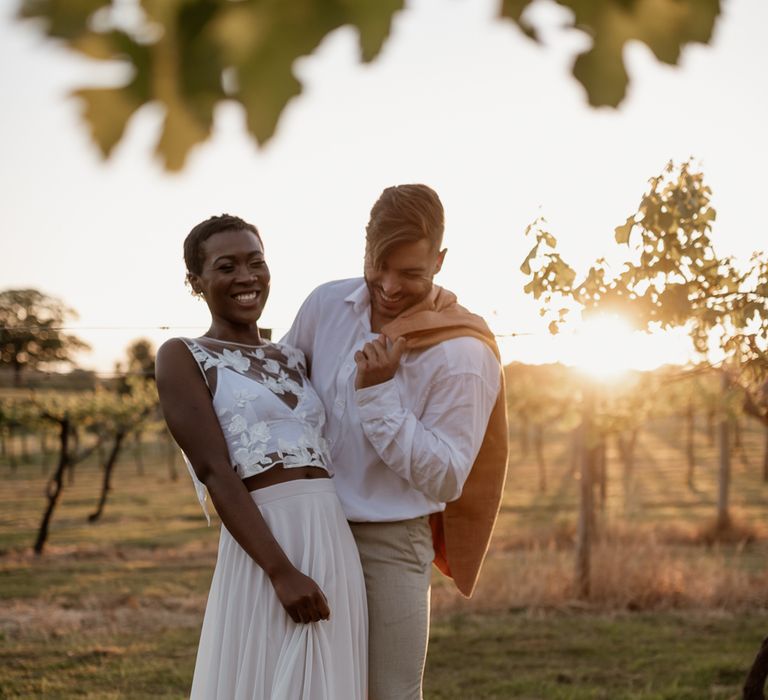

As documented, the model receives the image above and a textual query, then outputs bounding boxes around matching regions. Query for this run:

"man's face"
[364,238,446,325]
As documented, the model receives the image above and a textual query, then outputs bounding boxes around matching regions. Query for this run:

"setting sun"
[562,314,695,380]
[567,315,637,379]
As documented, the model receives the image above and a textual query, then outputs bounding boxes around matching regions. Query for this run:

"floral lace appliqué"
[182,337,330,484]
[231,418,273,472]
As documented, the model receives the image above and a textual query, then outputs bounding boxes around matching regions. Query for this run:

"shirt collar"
[344,278,371,316]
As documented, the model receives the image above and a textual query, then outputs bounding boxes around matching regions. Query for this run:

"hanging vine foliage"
[18,0,720,170]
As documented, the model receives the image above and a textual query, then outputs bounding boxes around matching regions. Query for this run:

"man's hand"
[354,335,407,389]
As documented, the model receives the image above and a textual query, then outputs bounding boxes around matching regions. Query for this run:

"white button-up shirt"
[282,278,500,522]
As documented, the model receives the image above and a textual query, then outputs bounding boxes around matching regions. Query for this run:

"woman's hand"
[270,565,331,623]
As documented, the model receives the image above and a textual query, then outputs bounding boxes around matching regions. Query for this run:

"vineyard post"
[685,399,696,488]
[717,371,732,531]
[597,436,607,513]
[575,384,596,598]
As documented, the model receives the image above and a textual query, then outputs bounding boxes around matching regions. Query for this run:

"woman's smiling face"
[191,228,271,329]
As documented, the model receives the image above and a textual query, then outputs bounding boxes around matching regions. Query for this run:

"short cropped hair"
[365,184,444,268]
[184,214,262,275]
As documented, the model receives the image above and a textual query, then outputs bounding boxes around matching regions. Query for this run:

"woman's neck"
[204,321,263,346]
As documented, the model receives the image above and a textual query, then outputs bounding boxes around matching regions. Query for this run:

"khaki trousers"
[349,516,433,700]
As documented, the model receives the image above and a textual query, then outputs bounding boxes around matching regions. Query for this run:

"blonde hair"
[365,184,444,268]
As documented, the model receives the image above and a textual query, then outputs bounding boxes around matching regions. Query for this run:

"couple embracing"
[156,184,509,700]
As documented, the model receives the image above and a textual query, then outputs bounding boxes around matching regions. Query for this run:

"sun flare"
[559,314,697,380]
[567,315,640,380]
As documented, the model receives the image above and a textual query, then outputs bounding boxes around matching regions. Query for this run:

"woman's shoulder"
[159,336,190,349]
[158,337,194,359]
[156,338,208,390]
[157,337,203,364]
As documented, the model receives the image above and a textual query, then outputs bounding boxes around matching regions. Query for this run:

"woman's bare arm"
[156,338,330,623]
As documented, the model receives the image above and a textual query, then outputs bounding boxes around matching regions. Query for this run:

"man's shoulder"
[417,336,499,375]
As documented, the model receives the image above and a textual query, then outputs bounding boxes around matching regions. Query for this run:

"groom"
[283,184,508,699]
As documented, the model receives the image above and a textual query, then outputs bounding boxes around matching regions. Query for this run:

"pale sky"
[1,0,766,375]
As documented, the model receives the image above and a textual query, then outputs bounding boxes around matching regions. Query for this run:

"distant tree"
[522,160,768,397]
[0,289,90,387]
[125,338,156,381]
[16,0,721,170]
[115,338,156,475]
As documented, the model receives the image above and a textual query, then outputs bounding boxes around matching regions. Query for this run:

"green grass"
[2,628,197,699]
[2,610,764,698]
[425,611,767,699]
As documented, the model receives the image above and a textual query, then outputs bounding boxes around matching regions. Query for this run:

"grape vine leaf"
[19,0,720,169]
[18,0,403,170]
[500,0,721,107]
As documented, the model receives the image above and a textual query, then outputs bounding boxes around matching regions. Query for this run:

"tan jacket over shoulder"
[382,286,509,597]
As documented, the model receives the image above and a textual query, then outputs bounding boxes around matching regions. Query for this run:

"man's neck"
[369,308,387,334]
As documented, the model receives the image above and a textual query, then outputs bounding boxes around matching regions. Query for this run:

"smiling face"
[363,184,446,330]
[189,228,270,337]
[365,238,446,330]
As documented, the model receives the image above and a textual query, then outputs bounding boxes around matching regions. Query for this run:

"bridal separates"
[177,338,367,698]
[190,479,368,700]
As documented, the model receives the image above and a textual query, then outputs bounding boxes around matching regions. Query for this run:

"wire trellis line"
[4,326,536,337]
[0,325,200,332]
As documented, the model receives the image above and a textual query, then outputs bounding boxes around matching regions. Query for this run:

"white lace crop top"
[179,337,332,520]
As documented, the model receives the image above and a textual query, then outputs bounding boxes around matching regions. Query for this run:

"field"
[2,414,768,699]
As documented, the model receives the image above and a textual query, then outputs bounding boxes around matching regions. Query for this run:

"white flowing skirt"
[190,479,368,700]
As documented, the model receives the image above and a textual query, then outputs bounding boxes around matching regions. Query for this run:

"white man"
[283,184,508,700]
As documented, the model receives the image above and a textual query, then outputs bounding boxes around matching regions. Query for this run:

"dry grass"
[430,412,768,615]
[433,527,768,615]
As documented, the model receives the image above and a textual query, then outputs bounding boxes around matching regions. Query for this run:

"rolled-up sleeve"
[355,366,499,504]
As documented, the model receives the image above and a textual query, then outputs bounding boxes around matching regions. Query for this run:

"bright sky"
[1,0,767,376]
